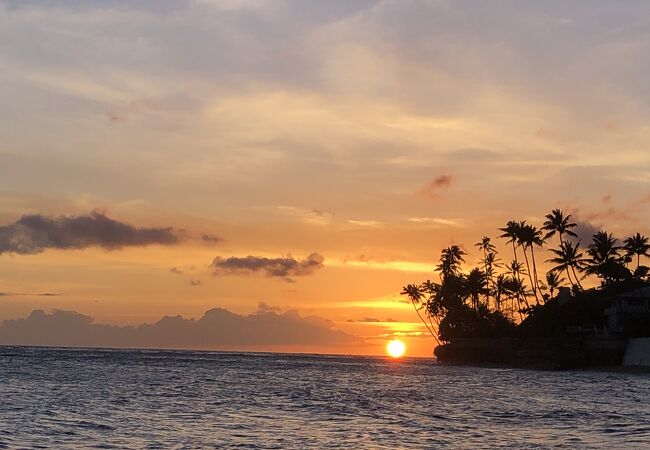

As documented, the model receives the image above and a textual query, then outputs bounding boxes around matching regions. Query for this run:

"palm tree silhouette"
[623,232,650,271]
[499,221,526,305]
[542,209,578,286]
[518,223,545,304]
[505,259,530,310]
[475,236,497,302]
[585,231,628,285]
[544,270,565,300]
[547,240,585,290]
[436,245,466,280]
[465,268,488,310]
[400,283,439,344]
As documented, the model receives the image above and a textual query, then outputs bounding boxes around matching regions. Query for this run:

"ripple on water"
[0,347,649,448]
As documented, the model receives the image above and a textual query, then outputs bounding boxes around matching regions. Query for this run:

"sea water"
[1,347,649,448]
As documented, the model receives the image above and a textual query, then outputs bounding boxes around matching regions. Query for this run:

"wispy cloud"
[272,206,334,226]
[347,219,383,228]
[408,217,464,227]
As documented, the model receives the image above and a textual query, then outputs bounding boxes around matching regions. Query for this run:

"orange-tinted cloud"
[418,175,454,200]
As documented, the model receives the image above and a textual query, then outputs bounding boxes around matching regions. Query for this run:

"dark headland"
[402,210,650,370]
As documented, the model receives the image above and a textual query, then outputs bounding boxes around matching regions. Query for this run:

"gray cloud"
[0,292,60,297]
[0,306,357,349]
[211,253,324,279]
[0,211,180,254]
[570,216,601,246]
[201,233,223,244]
[418,175,454,200]
[347,317,398,323]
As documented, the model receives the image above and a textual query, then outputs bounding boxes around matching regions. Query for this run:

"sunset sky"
[1,0,649,356]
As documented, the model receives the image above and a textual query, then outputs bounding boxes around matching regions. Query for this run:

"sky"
[0,0,649,356]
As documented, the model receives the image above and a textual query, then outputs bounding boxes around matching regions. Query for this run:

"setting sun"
[386,340,406,358]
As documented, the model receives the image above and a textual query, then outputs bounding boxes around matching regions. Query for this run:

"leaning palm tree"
[542,209,578,285]
[400,283,438,344]
[623,232,650,271]
[547,240,586,290]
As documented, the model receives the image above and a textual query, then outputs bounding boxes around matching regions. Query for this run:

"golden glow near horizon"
[386,340,406,358]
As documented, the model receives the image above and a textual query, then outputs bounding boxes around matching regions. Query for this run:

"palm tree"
[518,223,545,304]
[499,221,525,305]
[547,240,586,289]
[623,232,650,271]
[400,283,439,344]
[465,268,488,310]
[505,259,530,309]
[542,209,578,285]
[544,271,565,300]
[475,236,497,302]
[493,274,507,312]
[436,245,466,280]
[585,231,628,285]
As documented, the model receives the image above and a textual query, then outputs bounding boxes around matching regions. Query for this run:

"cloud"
[0,307,357,349]
[347,219,383,228]
[407,217,463,227]
[0,211,180,255]
[418,175,454,200]
[569,216,601,245]
[347,317,380,323]
[272,206,334,226]
[347,317,399,323]
[201,233,223,244]
[0,292,60,297]
[211,253,324,279]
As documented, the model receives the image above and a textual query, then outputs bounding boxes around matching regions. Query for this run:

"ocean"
[1,347,649,449]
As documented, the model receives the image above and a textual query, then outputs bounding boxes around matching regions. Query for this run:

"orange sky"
[1,1,649,356]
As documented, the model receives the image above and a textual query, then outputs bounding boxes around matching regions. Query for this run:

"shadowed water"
[1,347,649,448]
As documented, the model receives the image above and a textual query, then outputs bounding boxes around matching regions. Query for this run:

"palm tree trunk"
[530,245,540,293]
[558,232,576,288]
[570,265,583,290]
[522,246,539,305]
[411,302,438,344]
[511,241,523,304]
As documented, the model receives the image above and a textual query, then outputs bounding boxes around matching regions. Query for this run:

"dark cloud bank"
[0,306,356,349]
[211,253,324,278]
[0,212,180,254]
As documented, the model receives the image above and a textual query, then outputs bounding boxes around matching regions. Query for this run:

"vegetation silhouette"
[401,209,650,348]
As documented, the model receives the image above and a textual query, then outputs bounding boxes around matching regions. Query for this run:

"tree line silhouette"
[401,209,650,345]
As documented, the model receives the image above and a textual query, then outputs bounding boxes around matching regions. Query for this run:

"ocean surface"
[1,347,649,449]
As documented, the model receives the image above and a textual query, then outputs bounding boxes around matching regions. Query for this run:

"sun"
[386,339,406,358]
